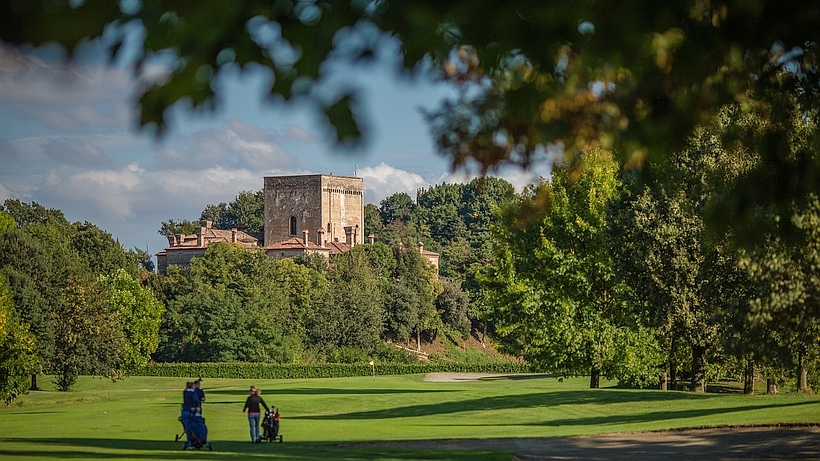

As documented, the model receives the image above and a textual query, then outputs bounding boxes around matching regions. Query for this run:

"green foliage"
[155,244,324,363]
[71,221,136,277]
[51,277,125,391]
[98,269,165,371]
[0,275,38,404]
[436,278,471,338]
[157,219,196,237]
[133,361,539,379]
[200,190,266,233]
[308,247,383,354]
[380,192,415,225]
[484,150,656,385]
[0,210,14,231]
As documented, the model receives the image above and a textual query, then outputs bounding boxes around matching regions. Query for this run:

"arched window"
[290,217,297,235]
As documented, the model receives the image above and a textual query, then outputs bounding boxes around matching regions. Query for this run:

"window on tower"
[290,217,297,235]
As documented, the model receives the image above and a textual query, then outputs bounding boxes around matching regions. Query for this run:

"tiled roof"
[163,228,258,250]
[325,241,351,255]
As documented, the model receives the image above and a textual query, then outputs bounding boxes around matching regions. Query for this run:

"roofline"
[263,174,362,181]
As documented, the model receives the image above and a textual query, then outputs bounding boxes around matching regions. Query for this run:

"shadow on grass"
[293,389,710,421]
[436,400,819,428]
[207,387,456,397]
[0,438,505,460]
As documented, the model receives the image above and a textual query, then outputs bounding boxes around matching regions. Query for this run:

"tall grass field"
[2,374,819,460]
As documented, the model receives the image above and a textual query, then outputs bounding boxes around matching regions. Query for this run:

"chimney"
[353,225,359,247]
[303,229,309,246]
[167,235,175,247]
[201,219,211,229]
[317,228,325,248]
[418,241,424,254]
[231,228,237,243]
[344,226,353,246]
[368,233,375,245]
[196,227,204,248]
[175,234,183,246]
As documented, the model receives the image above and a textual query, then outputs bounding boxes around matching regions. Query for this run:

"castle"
[157,174,436,274]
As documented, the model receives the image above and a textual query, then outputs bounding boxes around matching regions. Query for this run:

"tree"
[364,204,384,241]
[737,197,820,393]
[379,193,415,226]
[0,210,14,231]
[154,243,325,363]
[0,275,37,404]
[436,278,471,338]
[485,150,659,387]
[608,116,756,392]
[98,269,165,371]
[0,228,58,390]
[157,219,197,237]
[52,276,125,391]
[307,246,384,355]
[225,190,265,233]
[71,222,136,277]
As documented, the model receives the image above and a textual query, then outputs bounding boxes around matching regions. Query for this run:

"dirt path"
[361,426,820,460]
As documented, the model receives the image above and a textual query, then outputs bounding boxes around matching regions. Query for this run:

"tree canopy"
[4,1,819,220]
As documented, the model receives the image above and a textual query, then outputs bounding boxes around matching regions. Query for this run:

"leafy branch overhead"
[4,2,817,160]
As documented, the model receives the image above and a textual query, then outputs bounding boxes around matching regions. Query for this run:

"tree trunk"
[669,338,678,391]
[589,367,600,388]
[691,343,707,393]
[743,360,755,395]
[797,349,810,393]
[766,378,779,395]
[659,371,668,391]
[29,374,39,391]
[481,322,487,348]
[416,329,421,352]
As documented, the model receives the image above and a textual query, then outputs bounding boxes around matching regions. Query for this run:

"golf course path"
[361,425,820,460]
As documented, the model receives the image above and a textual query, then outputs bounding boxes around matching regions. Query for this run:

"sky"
[0,36,548,261]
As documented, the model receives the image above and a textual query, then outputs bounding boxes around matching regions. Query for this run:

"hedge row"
[132,362,542,379]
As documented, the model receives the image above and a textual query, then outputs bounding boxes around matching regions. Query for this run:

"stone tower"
[263,174,364,247]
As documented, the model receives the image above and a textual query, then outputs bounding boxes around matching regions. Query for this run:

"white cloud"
[357,162,430,203]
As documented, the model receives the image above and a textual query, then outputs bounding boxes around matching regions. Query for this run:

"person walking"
[242,385,269,443]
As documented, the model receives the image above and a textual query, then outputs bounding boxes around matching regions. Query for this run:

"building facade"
[156,220,259,274]
[263,174,364,248]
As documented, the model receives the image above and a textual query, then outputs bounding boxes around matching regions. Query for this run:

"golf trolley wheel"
[279,435,283,443]
[208,442,213,451]
[175,434,180,442]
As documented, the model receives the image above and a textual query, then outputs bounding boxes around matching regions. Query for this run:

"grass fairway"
[1,374,819,460]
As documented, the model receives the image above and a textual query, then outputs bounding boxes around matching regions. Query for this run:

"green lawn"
[1,374,819,460]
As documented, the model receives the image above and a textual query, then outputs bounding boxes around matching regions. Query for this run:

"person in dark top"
[194,378,205,412]
[242,385,270,443]
[182,381,201,415]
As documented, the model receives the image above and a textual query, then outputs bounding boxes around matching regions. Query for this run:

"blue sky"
[0,39,546,259]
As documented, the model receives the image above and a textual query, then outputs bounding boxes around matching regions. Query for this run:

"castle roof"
[266,237,326,251]
[325,240,351,255]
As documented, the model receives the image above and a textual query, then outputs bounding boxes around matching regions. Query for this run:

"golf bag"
[261,408,283,442]
[176,409,212,450]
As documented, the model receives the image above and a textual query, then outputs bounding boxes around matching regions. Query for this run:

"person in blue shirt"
[182,381,201,415]
[194,378,205,412]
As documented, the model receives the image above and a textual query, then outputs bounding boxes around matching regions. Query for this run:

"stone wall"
[321,175,364,245]
[264,174,364,246]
